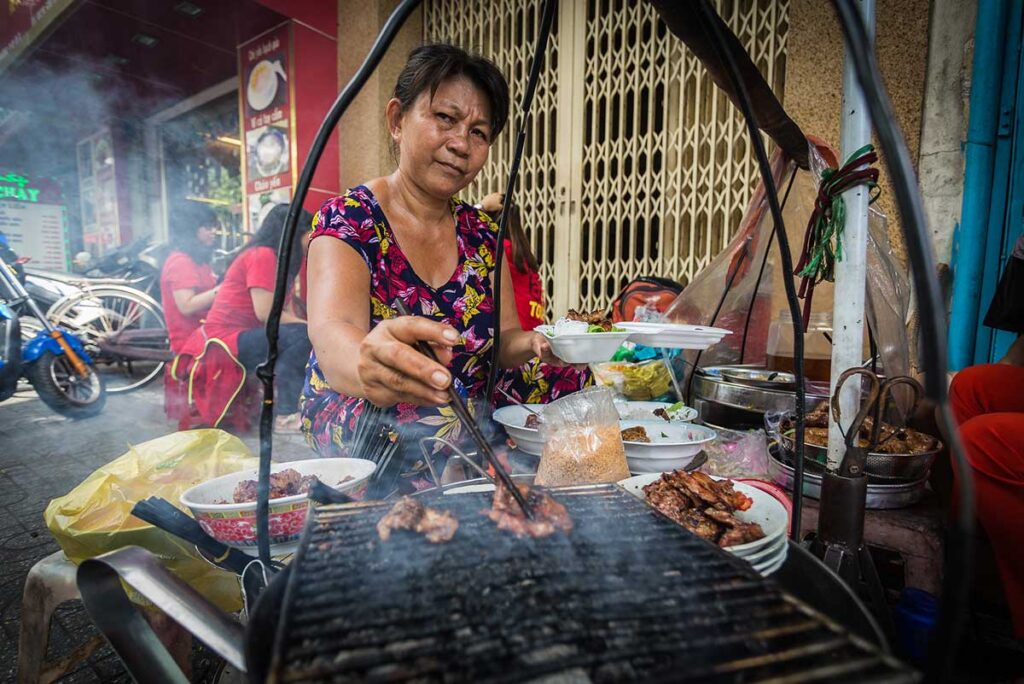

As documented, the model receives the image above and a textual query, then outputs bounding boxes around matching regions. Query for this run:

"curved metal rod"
[691,0,808,540]
[484,0,558,402]
[254,0,424,565]
[829,368,881,449]
[76,546,246,682]
[829,3,974,678]
[418,436,492,489]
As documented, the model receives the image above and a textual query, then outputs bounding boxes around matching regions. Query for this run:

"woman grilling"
[301,44,576,489]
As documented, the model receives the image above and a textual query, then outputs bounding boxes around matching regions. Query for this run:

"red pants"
[949,364,1024,636]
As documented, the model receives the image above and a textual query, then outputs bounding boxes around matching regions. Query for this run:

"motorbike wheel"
[46,286,168,394]
[25,350,107,419]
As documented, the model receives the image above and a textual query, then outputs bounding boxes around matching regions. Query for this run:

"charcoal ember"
[484,482,573,538]
[377,496,459,543]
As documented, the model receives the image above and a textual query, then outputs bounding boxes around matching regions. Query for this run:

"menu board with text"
[0,200,69,272]
[239,23,293,231]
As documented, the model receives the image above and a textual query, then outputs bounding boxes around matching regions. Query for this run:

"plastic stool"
[17,550,103,684]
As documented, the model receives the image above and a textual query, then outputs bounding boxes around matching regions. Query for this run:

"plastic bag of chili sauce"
[535,386,630,487]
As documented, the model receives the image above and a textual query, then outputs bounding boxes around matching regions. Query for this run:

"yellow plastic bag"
[44,429,257,612]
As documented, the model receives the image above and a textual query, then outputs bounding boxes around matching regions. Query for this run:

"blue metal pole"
[948,0,1010,370]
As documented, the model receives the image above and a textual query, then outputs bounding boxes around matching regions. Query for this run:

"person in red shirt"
[182,204,311,432]
[478,193,544,329]
[160,202,220,353]
[478,193,591,406]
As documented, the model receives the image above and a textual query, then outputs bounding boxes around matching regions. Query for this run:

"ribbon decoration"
[793,143,880,327]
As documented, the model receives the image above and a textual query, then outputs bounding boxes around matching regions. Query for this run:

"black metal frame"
[244,0,972,678]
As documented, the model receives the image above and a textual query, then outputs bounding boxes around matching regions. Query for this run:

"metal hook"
[869,375,924,450]
[829,367,880,449]
[418,436,492,490]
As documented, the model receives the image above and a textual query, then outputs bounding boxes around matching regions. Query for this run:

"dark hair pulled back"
[393,43,510,139]
[171,200,218,264]
[243,203,312,286]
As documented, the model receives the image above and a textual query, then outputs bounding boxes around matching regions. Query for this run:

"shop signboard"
[0,172,69,271]
[239,22,293,232]
[0,0,76,74]
[76,130,119,256]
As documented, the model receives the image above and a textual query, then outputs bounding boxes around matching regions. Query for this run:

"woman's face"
[196,225,217,247]
[388,75,493,200]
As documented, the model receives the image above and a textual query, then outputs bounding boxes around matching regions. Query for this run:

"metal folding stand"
[809,368,896,638]
[805,0,895,638]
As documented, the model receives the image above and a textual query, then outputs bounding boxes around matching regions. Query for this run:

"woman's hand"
[529,331,567,368]
[478,192,504,215]
[357,316,459,408]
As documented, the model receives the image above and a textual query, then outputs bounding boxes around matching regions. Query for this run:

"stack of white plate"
[618,472,790,576]
[616,321,732,350]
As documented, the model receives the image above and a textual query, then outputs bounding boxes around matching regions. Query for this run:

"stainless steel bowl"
[778,431,940,482]
[767,448,928,509]
[719,367,797,391]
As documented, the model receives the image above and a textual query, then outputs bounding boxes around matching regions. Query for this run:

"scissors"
[829,368,923,477]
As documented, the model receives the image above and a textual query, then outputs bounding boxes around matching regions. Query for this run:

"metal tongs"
[393,301,533,519]
[830,368,923,477]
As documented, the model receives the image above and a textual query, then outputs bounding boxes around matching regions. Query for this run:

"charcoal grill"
[258,484,914,682]
[77,483,916,682]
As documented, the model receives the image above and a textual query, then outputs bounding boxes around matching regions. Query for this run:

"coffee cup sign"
[247,59,287,112]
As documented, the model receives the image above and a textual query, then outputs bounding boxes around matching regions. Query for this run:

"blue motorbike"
[0,242,106,418]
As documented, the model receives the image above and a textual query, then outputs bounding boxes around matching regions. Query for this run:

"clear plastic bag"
[700,426,770,479]
[663,142,912,413]
[44,429,256,612]
[590,359,674,401]
[535,386,631,486]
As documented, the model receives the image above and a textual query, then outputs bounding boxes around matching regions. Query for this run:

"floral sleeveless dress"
[301,186,508,486]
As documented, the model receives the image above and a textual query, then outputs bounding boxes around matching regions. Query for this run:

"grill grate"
[270,485,917,683]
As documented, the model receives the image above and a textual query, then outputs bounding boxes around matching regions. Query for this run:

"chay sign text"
[0,173,41,203]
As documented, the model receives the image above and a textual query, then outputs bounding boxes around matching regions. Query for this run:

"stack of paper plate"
[616,321,732,350]
[618,472,789,576]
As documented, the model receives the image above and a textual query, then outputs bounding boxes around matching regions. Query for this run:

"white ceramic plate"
[614,400,699,423]
[618,472,789,554]
[753,546,789,576]
[492,405,545,456]
[535,324,632,364]
[618,421,717,473]
[738,529,787,563]
[618,321,732,350]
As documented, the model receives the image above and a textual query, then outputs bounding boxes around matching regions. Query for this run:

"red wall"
[292,22,341,215]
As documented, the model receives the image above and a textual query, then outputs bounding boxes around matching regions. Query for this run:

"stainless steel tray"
[766,448,927,509]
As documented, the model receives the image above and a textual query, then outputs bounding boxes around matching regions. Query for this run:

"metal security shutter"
[425,0,788,317]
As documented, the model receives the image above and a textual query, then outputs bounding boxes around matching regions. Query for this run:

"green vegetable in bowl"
[587,324,625,333]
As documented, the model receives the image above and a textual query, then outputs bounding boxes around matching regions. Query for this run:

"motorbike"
[20,238,172,394]
[0,246,106,418]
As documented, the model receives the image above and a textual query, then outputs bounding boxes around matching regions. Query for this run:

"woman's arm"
[306,237,459,407]
[172,286,219,316]
[495,257,563,369]
[250,288,305,325]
